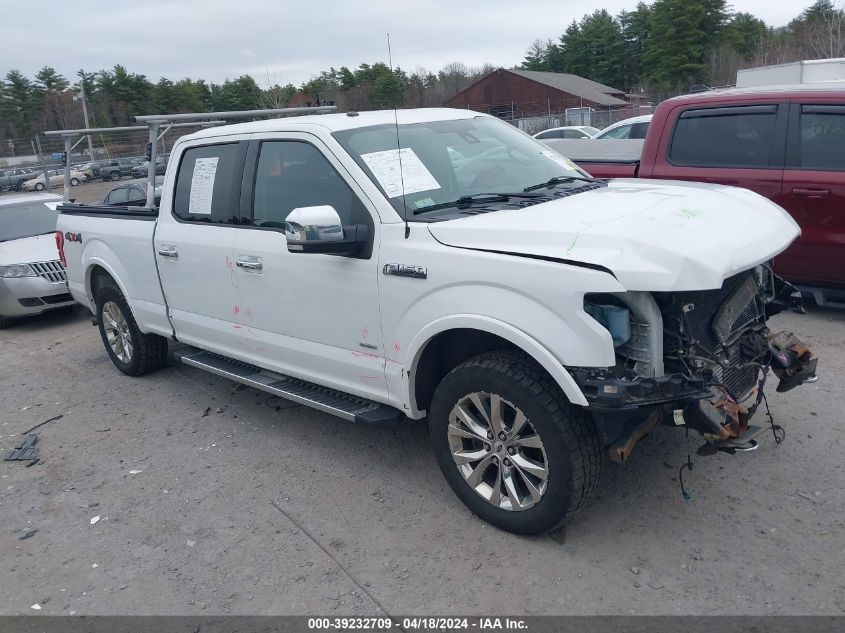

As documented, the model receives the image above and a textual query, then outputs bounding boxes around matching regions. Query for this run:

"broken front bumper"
[572,330,818,462]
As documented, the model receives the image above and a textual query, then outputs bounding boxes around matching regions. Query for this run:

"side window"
[630,122,650,139]
[601,124,632,139]
[669,106,778,167]
[252,141,370,228]
[107,188,129,204]
[173,143,242,223]
[127,186,146,202]
[798,105,845,170]
[562,130,582,139]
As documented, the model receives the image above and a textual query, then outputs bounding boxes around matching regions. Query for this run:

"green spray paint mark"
[566,235,578,254]
[679,208,700,219]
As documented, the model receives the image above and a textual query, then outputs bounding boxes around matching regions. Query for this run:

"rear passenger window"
[670,106,778,167]
[251,141,370,228]
[798,105,845,170]
[106,188,128,204]
[173,143,242,223]
[127,187,145,202]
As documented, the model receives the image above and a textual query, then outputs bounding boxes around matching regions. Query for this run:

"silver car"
[0,193,75,328]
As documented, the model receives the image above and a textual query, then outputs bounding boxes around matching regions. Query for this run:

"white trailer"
[737,58,845,87]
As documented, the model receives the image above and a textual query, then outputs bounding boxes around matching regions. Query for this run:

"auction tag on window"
[541,149,580,172]
[361,148,440,198]
[189,157,218,214]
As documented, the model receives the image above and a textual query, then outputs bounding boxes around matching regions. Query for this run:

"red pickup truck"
[546,84,845,306]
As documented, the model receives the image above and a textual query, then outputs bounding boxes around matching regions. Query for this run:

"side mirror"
[284,206,368,255]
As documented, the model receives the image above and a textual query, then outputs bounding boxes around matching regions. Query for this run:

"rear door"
[776,102,845,289]
[153,137,250,357]
[650,103,787,202]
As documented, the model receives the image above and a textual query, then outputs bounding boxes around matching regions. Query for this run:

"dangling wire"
[679,454,694,500]
[762,392,785,445]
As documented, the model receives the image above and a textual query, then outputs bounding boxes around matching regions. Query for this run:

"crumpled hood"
[428,179,800,291]
[0,233,61,266]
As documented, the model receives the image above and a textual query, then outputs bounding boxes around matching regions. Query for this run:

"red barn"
[443,68,629,118]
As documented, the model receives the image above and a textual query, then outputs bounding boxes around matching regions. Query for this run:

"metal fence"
[0,125,216,172]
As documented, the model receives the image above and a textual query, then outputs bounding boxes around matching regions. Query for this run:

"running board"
[174,348,402,425]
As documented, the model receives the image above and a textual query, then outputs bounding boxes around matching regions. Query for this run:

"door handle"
[157,246,178,260]
[236,257,263,272]
[792,187,831,197]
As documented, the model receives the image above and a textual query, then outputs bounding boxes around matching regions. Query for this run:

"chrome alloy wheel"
[447,392,549,511]
[102,300,133,362]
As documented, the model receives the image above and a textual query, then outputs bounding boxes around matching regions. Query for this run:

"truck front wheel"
[429,350,603,535]
[95,281,168,376]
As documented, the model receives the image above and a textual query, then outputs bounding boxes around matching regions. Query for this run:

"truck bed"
[57,202,170,336]
[542,138,643,178]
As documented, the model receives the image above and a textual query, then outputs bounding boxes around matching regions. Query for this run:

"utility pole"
[75,81,95,160]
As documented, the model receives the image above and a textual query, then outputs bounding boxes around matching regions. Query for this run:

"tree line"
[522,0,844,95]
[0,0,841,141]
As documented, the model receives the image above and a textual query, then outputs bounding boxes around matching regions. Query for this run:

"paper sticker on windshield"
[361,148,440,198]
[541,150,579,172]
[188,157,218,214]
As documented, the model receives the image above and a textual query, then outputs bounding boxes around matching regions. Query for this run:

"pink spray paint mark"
[360,326,369,339]
[232,305,240,315]
[233,324,243,329]
[393,342,401,353]
[352,351,380,359]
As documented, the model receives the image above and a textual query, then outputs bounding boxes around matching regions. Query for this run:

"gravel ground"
[1,305,843,616]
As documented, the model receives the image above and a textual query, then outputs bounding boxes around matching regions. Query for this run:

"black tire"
[0,315,14,329]
[70,177,79,186]
[94,279,168,376]
[34,182,44,191]
[110,172,120,181]
[429,350,603,535]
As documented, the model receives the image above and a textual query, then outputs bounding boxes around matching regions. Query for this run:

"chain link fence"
[1,125,215,191]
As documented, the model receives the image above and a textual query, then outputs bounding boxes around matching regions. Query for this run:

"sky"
[1,0,813,87]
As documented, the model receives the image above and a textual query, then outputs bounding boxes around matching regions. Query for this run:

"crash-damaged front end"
[571,265,818,461]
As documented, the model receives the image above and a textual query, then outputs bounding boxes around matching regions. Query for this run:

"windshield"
[0,201,60,242]
[333,116,590,220]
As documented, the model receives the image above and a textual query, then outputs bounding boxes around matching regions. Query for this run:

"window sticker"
[361,148,441,198]
[188,157,218,214]
[541,149,580,172]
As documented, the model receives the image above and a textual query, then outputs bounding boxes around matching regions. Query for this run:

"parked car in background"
[71,163,94,180]
[554,84,845,306]
[21,169,88,191]
[533,125,599,140]
[129,156,168,178]
[102,178,163,206]
[98,157,145,181]
[0,193,75,328]
[0,168,37,191]
[593,114,652,139]
[57,108,817,534]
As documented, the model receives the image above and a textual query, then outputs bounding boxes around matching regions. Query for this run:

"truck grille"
[658,271,763,400]
[30,261,66,284]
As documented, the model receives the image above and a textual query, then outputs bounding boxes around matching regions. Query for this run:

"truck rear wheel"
[429,350,603,535]
[95,280,168,376]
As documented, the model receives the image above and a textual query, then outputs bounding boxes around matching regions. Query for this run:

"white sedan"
[593,114,653,140]
[533,125,600,140]
[21,169,89,191]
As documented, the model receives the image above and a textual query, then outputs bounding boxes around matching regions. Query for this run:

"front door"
[231,135,387,401]
[154,137,250,357]
[775,102,845,289]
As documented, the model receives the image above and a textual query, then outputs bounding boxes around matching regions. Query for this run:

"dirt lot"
[1,304,844,616]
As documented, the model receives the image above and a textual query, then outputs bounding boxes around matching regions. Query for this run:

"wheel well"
[88,265,115,301]
[414,329,517,413]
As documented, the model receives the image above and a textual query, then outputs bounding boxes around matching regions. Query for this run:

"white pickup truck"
[57,108,817,534]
